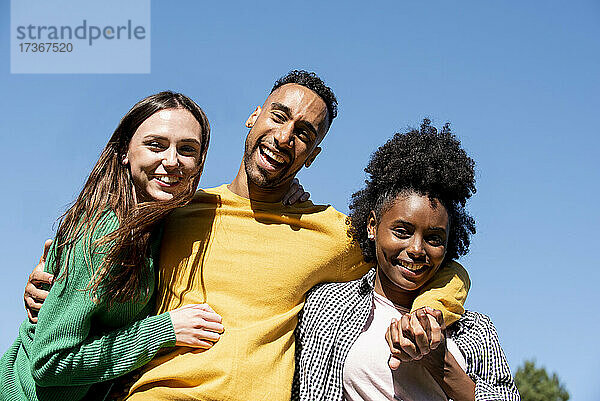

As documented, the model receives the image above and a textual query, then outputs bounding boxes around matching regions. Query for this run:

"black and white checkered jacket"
[292,268,520,401]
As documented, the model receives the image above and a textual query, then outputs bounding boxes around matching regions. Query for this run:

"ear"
[367,210,377,240]
[304,146,322,168]
[245,106,261,128]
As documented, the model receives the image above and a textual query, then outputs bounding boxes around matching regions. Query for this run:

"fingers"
[26,309,38,324]
[411,310,430,357]
[192,304,223,324]
[430,308,446,330]
[193,306,224,334]
[39,239,52,264]
[399,314,420,359]
[24,287,45,323]
[427,314,443,350]
[388,355,401,370]
[386,318,398,348]
[386,307,447,370]
[287,190,303,205]
[282,178,310,205]
[386,320,402,369]
[414,307,444,351]
[24,292,44,312]
[177,333,220,349]
[201,320,225,334]
[387,317,419,363]
[282,178,300,205]
[197,303,215,313]
[195,328,221,342]
[25,282,50,302]
[24,259,52,324]
[419,307,444,350]
[29,270,54,287]
[171,303,225,348]
[287,183,307,205]
[189,339,217,349]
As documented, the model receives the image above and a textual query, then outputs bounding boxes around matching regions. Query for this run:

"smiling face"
[124,108,204,202]
[369,192,450,298]
[242,83,329,189]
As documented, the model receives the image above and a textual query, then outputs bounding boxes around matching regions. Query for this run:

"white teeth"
[262,147,286,164]
[155,176,180,184]
[399,260,427,272]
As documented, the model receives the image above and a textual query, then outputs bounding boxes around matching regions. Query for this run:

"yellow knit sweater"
[126,185,469,401]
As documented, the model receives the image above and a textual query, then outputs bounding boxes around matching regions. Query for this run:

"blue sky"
[1,1,599,399]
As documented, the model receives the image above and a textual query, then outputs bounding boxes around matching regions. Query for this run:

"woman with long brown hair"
[0,92,223,401]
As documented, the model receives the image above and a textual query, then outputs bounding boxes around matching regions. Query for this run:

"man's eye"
[272,112,285,122]
[296,130,310,143]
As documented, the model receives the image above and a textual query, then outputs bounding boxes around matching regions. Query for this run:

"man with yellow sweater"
[124,70,469,400]
[24,70,469,400]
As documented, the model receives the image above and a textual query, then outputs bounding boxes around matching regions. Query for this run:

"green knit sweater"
[0,212,176,401]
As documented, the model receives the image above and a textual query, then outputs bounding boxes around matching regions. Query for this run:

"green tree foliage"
[515,360,569,401]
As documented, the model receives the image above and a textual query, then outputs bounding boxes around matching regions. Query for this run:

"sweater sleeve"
[30,214,176,387]
[411,261,471,326]
[458,312,520,401]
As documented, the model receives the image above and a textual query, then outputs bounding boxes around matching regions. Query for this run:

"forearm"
[423,348,475,401]
[32,312,175,386]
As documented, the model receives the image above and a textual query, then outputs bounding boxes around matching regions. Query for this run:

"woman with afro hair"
[292,119,519,401]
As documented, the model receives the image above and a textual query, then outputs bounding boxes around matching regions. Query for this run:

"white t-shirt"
[343,292,466,401]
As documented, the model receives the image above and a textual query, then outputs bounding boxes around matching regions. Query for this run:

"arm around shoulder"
[412,260,471,326]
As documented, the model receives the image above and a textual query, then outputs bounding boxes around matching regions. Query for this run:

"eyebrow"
[394,219,447,234]
[144,134,201,146]
[270,102,319,138]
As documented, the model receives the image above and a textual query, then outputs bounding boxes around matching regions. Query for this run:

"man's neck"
[228,161,291,203]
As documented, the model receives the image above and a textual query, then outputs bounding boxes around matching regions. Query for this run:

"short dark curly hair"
[348,119,476,264]
[271,70,338,128]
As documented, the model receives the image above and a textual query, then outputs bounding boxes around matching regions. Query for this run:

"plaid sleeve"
[452,311,520,401]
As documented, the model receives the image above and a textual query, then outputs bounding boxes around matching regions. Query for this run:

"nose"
[162,147,179,169]
[274,122,294,149]
[406,235,426,261]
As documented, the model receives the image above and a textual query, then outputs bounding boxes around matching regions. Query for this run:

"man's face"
[243,83,329,189]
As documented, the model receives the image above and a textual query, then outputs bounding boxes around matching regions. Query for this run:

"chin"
[389,274,425,292]
[147,191,176,202]
[247,167,282,188]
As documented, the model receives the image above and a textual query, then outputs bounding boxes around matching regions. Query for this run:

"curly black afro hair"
[348,118,476,264]
[271,70,338,127]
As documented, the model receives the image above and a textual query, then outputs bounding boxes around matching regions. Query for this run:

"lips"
[257,144,289,171]
[394,259,430,275]
[152,175,182,187]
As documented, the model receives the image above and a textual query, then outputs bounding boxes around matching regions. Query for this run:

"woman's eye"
[147,141,165,150]
[393,228,410,238]
[427,235,444,246]
[179,145,199,155]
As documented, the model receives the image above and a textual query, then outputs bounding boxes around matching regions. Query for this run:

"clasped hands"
[385,306,446,370]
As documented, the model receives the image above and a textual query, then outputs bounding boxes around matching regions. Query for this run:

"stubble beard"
[243,137,288,189]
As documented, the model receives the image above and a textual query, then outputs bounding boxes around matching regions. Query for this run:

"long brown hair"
[52,91,210,305]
